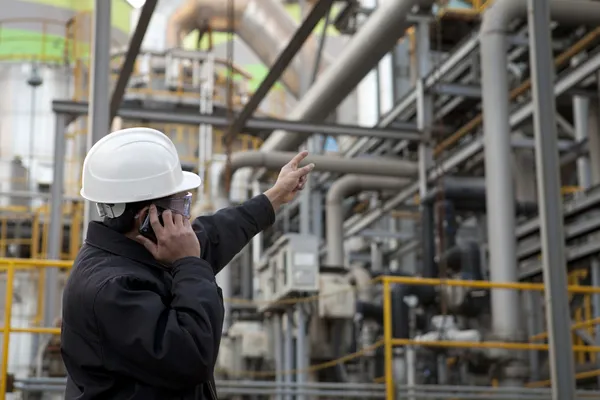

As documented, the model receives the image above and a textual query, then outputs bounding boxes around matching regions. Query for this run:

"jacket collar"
[84,222,167,270]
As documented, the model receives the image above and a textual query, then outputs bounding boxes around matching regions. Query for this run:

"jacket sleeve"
[92,257,224,390]
[193,194,275,273]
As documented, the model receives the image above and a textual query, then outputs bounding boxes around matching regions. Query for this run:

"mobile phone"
[138,206,165,243]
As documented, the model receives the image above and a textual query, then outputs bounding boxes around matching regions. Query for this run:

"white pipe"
[326,175,407,266]
[480,0,600,340]
[260,0,434,153]
[166,0,331,97]
[217,151,417,200]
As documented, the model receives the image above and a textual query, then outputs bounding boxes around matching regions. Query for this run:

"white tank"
[0,63,72,205]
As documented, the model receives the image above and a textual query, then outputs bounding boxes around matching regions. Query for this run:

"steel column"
[44,115,66,328]
[274,314,284,400]
[83,0,112,235]
[109,0,158,122]
[52,100,421,142]
[527,1,576,398]
[284,310,294,400]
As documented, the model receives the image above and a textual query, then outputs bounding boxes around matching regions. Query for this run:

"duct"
[260,0,434,153]
[480,0,600,340]
[217,151,417,200]
[166,0,331,97]
[326,175,408,267]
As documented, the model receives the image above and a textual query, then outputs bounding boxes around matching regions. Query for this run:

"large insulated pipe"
[166,0,331,97]
[326,175,407,267]
[480,0,600,340]
[260,0,434,153]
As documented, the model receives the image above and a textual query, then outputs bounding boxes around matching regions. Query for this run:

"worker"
[60,127,314,400]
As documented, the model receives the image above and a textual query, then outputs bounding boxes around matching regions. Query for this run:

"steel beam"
[432,83,481,98]
[109,0,158,122]
[52,100,422,141]
[225,0,333,143]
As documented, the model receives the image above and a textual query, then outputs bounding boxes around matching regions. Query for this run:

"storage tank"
[0,0,132,206]
[0,0,133,380]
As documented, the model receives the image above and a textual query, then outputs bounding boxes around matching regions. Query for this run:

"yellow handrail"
[3,262,600,399]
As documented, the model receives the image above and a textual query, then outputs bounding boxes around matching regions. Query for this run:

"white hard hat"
[80,127,202,217]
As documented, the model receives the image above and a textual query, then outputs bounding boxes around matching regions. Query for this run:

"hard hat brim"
[80,171,203,204]
[177,171,203,194]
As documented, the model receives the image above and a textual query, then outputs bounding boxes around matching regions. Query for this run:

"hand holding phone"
[138,206,165,243]
[135,205,200,265]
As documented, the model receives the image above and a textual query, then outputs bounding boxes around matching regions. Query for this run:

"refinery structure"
[3,0,600,399]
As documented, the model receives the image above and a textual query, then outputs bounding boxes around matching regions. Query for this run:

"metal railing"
[3,263,600,399]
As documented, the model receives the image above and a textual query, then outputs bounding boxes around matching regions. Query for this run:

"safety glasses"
[154,192,193,218]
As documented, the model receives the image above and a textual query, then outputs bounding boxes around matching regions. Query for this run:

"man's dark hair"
[102,201,151,233]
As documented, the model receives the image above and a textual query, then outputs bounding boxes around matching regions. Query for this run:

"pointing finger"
[293,163,315,177]
[289,150,309,169]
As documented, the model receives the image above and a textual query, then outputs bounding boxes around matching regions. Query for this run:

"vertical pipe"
[406,347,416,400]
[527,1,576,397]
[83,0,112,237]
[572,55,591,190]
[44,115,66,329]
[416,16,433,268]
[295,1,313,388]
[296,306,307,399]
[480,23,519,340]
[524,290,540,381]
[0,264,15,398]
[284,310,294,400]
[274,314,284,400]
[382,279,394,400]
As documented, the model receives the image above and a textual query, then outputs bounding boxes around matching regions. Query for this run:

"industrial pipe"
[260,0,434,153]
[480,0,600,340]
[166,0,331,97]
[439,242,483,281]
[326,175,408,267]
[391,282,436,340]
[420,178,536,279]
[217,151,417,200]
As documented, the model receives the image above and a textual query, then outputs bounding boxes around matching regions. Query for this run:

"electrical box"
[255,234,320,312]
[229,321,268,359]
[318,273,356,319]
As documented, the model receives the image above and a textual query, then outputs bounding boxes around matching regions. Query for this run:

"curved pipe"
[260,0,434,152]
[480,0,600,339]
[326,175,407,266]
[166,0,331,97]
[217,151,417,199]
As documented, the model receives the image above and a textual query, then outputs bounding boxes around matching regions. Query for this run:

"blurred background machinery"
[4,0,600,399]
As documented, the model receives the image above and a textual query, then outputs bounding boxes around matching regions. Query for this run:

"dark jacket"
[61,195,275,400]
